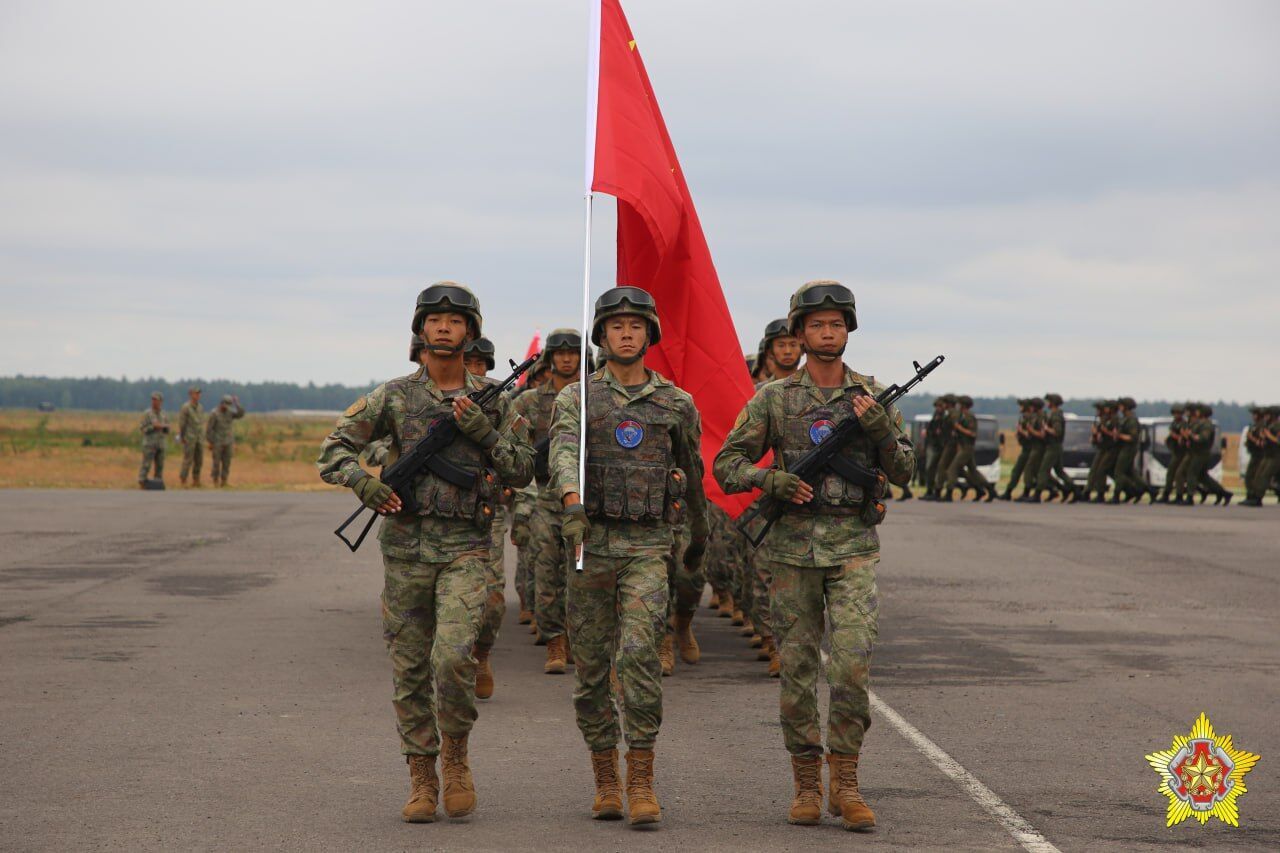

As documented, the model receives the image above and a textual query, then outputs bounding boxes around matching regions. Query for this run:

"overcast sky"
[1,0,1277,400]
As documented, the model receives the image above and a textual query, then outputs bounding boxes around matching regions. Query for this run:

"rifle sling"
[825,454,882,490]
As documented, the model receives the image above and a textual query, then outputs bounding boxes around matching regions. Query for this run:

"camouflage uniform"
[511,481,539,613]
[931,405,958,494]
[138,404,169,482]
[943,407,988,493]
[714,366,914,758]
[1004,402,1034,497]
[1111,403,1146,499]
[922,399,951,496]
[177,396,204,482]
[205,399,246,484]
[1034,400,1072,494]
[549,367,707,751]
[513,380,569,644]
[1022,402,1046,496]
[317,366,532,755]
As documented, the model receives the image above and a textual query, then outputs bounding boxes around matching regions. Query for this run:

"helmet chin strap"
[425,342,466,356]
[604,343,647,365]
[805,343,846,362]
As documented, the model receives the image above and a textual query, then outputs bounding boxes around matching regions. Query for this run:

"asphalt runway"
[1,490,1276,851]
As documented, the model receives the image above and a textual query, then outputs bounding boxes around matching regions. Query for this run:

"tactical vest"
[528,385,557,485]
[389,375,500,529]
[582,373,686,524]
[777,381,878,516]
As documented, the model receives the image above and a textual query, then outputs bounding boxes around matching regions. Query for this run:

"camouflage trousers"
[922,443,945,490]
[767,554,878,757]
[752,552,774,640]
[705,505,735,595]
[665,524,701,624]
[476,506,509,650]
[138,444,164,482]
[530,501,568,640]
[1023,446,1044,493]
[513,520,536,612]
[1248,454,1278,500]
[209,443,234,483]
[179,439,202,481]
[381,552,486,756]
[567,551,668,752]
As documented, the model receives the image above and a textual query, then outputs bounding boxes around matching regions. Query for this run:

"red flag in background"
[517,330,542,387]
[588,0,757,517]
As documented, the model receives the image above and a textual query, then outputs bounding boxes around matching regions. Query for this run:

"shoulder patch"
[344,397,368,417]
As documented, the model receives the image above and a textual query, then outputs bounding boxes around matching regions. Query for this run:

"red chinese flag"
[517,330,542,386]
[588,0,757,517]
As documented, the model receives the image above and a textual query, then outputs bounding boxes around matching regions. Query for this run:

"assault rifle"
[736,355,945,548]
[334,353,541,552]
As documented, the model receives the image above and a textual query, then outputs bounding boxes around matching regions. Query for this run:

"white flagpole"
[576,0,602,574]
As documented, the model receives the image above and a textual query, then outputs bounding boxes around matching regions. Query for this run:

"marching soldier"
[1033,393,1076,502]
[920,395,953,500]
[1243,406,1279,506]
[930,394,959,498]
[1017,398,1047,502]
[514,329,589,675]
[1110,397,1156,503]
[205,394,245,487]
[1086,400,1119,502]
[177,386,205,487]
[317,282,533,823]
[137,391,169,486]
[549,287,708,826]
[943,396,995,501]
[1000,399,1033,500]
[1157,403,1188,503]
[715,280,914,830]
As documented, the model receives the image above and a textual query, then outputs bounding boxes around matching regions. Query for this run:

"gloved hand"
[454,400,499,448]
[511,521,531,547]
[856,401,894,443]
[561,503,590,558]
[353,474,395,511]
[683,537,707,572]
[763,469,803,501]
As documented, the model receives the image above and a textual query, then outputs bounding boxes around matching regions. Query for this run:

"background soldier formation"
[134,387,245,488]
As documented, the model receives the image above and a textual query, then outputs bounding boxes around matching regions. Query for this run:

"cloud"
[0,0,1276,400]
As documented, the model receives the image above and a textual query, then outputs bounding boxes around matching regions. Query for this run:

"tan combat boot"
[767,640,781,678]
[716,592,735,618]
[624,749,661,825]
[517,608,533,625]
[827,752,875,831]
[707,590,721,611]
[749,633,764,649]
[740,616,756,637]
[544,634,567,674]
[192,475,201,487]
[590,749,624,820]
[440,733,477,817]
[757,636,774,662]
[673,613,699,665]
[402,754,439,823]
[731,608,746,627]
[788,753,824,825]
[474,645,494,700]
[658,633,675,676]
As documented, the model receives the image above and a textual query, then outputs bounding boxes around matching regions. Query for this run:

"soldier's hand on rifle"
[453,397,500,448]
[853,395,894,443]
[353,474,401,515]
[764,470,811,504]
[560,500,589,560]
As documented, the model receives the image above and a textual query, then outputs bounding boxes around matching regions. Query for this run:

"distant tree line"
[0,375,1256,432]
[0,375,375,414]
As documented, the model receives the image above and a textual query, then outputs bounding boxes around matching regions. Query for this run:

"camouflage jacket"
[549,367,707,558]
[317,366,533,562]
[205,402,245,446]
[512,379,562,510]
[713,365,914,567]
[177,401,204,442]
[139,409,170,449]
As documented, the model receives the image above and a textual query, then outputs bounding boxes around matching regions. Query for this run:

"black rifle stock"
[334,353,541,552]
[736,355,945,548]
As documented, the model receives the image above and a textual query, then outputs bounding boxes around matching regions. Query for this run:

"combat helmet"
[1170,402,1185,415]
[1028,397,1044,410]
[591,287,661,365]
[464,337,496,372]
[1119,396,1136,410]
[411,281,482,341]
[409,334,424,364]
[958,394,974,408]
[1045,393,1063,407]
[787,280,856,335]
[542,328,594,376]
[755,318,793,367]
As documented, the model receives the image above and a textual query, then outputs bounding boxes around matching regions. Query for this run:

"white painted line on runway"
[869,692,1061,853]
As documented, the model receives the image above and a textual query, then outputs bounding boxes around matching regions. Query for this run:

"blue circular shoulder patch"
[616,420,645,448]
[809,419,835,444]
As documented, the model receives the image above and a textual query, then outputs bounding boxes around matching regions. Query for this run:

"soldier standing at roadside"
[317,283,533,823]
[137,391,169,487]
[514,329,589,676]
[205,395,245,487]
[715,280,914,830]
[177,386,205,487]
[550,287,708,826]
